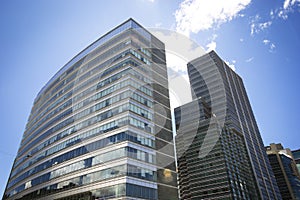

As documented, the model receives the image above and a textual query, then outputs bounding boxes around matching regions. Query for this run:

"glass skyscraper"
[3,19,178,200]
[266,143,300,199]
[292,149,300,175]
[175,51,282,199]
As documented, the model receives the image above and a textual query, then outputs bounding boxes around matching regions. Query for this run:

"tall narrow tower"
[3,19,178,200]
[175,51,281,199]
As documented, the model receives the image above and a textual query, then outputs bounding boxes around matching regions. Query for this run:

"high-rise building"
[266,143,300,199]
[175,99,259,199]
[292,149,300,174]
[175,51,282,199]
[3,19,178,200]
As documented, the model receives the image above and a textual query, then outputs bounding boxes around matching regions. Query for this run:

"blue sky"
[1,0,299,196]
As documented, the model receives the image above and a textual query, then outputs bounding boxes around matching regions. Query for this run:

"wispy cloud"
[175,0,251,37]
[250,0,299,36]
[206,41,217,52]
[155,22,162,27]
[259,21,272,30]
[270,10,275,19]
[283,0,300,9]
[205,34,218,52]
[270,0,300,20]
[262,39,276,53]
[270,43,276,52]
[245,57,254,62]
[284,0,291,9]
[278,10,289,20]
[263,39,270,45]
[250,15,272,36]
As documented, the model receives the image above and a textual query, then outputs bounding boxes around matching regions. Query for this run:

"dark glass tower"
[175,100,258,199]
[266,143,300,199]
[3,19,178,200]
[292,149,300,175]
[175,51,281,199]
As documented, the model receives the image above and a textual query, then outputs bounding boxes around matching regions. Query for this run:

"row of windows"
[20,144,154,193]
[9,115,153,188]
[27,84,74,133]
[26,145,154,191]
[49,132,154,179]
[15,82,152,166]
[71,65,150,112]
[95,77,152,102]
[12,99,149,177]
[19,74,152,159]
[140,47,152,57]
[27,36,134,125]
[27,65,150,155]
[72,55,150,105]
[53,145,154,181]
[25,98,73,141]
[17,89,153,170]
[23,89,73,141]
[12,183,157,200]
[25,48,146,140]
[43,102,149,156]
[74,40,133,84]
[28,42,152,130]
[130,49,151,65]
[30,21,136,116]
[221,130,257,199]
[24,108,73,149]
[130,39,152,60]
[24,61,127,143]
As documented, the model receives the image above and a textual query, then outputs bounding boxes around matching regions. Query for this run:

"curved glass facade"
[3,19,178,200]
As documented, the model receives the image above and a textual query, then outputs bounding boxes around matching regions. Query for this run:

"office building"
[175,51,281,199]
[292,149,300,174]
[175,99,258,199]
[266,143,300,199]
[3,19,178,200]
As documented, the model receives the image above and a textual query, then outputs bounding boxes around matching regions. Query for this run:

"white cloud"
[205,34,218,52]
[283,0,300,10]
[278,10,289,19]
[275,0,300,20]
[262,39,276,52]
[250,19,272,35]
[211,33,218,40]
[250,23,255,35]
[175,0,251,37]
[270,10,275,19]
[270,43,276,52]
[252,1,299,36]
[240,38,244,42]
[245,57,254,62]
[263,39,270,45]
[259,21,272,30]
[225,60,236,71]
[250,14,259,35]
[166,52,188,73]
[155,22,162,27]
[206,41,217,52]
